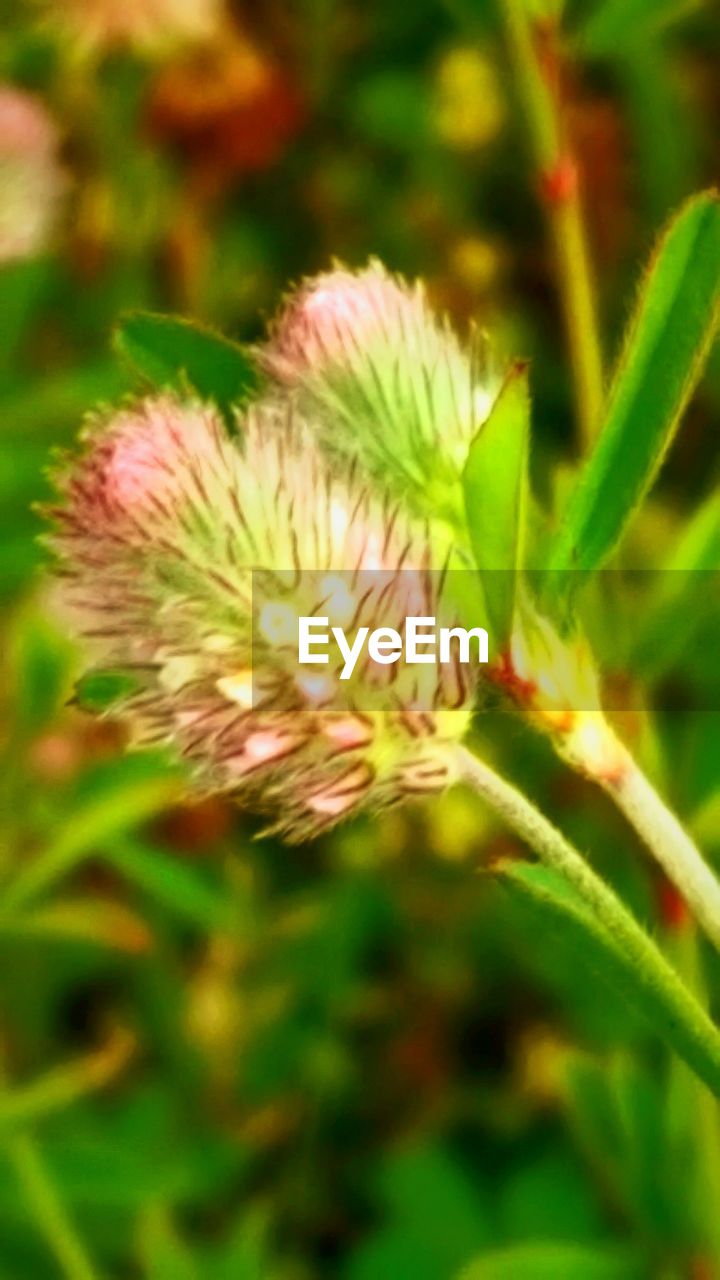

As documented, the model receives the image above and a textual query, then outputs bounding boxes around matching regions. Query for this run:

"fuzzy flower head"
[49,395,477,839]
[0,85,66,263]
[262,260,502,525]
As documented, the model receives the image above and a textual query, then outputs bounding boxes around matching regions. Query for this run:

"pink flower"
[48,394,475,839]
[261,261,501,524]
[0,85,65,262]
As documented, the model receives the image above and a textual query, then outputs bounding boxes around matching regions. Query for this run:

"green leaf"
[561,1051,698,1242]
[203,1207,273,1280]
[5,604,75,738]
[614,42,700,227]
[74,669,143,714]
[138,1204,200,1280]
[0,258,54,376]
[112,312,260,426]
[545,192,720,609]
[458,1241,644,1280]
[106,838,236,933]
[691,790,720,851]
[462,362,530,643]
[2,766,182,913]
[494,859,720,1096]
[346,1143,491,1280]
[578,0,702,56]
[627,487,720,680]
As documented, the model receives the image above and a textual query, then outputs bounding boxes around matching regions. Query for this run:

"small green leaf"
[462,362,530,644]
[545,191,720,609]
[113,312,260,426]
[458,1241,644,1280]
[74,669,143,714]
[691,790,720,851]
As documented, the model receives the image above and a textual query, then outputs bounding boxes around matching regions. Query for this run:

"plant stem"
[6,1134,98,1280]
[452,743,720,1096]
[609,761,720,949]
[499,0,604,450]
[559,714,720,955]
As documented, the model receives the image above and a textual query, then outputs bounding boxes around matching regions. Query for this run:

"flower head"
[49,394,476,838]
[0,85,65,263]
[261,260,501,525]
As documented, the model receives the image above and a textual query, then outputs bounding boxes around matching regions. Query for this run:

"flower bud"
[261,260,501,526]
[493,599,601,734]
[49,394,476,839]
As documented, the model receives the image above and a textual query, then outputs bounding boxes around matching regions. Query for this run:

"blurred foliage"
[1,0,720,1276]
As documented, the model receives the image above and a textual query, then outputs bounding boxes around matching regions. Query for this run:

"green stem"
[561,716,720,955]
[608,760,720,953]
[453,743,720,1097]
[6,1134,98,1280]
[499,0,604,450]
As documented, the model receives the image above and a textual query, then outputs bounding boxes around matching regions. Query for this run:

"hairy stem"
[499,0,604,450]
[559,714,720,955]
[453,743,720,1096]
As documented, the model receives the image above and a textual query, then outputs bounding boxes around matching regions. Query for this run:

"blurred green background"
[1,0,720,1276]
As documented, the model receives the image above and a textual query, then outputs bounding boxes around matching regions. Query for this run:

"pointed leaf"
[462,362,530,643]
[113,312,260,426]
[546,192,720,608]
[2,767,182,912]
[106,838,236,932]
[495,859,720,1096]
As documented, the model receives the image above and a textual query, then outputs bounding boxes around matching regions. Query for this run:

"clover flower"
[261,261,502,526]
[48,395,476,838]
[0,85,66,263]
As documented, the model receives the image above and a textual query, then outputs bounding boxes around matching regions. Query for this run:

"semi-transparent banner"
[246,569,720,713]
